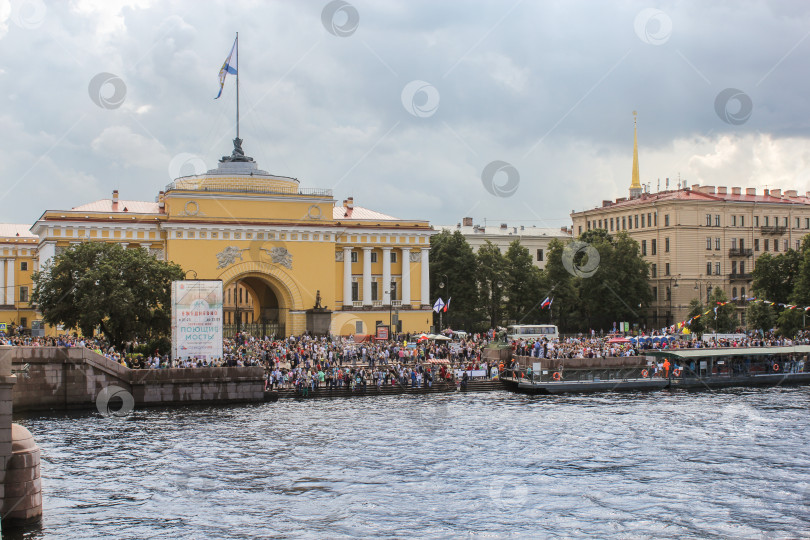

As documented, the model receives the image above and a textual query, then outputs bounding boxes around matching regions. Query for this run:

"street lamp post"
[388,280,395,340]
[438,273,449,332]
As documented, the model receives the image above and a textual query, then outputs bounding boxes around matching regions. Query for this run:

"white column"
[420,247,429,307]
[401,248,411,307]
[362,247,373,306]
[343,247,352,307]
[6,258,14,304]
[0,260,5,305]
[382,247,392,305]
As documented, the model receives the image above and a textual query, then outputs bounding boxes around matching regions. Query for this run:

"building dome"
[167,138,301,195]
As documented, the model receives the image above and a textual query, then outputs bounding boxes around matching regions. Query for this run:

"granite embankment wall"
[10,347,265,412]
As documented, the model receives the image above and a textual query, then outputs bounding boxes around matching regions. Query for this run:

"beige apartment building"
[571,185,810,329]
[571,115,810,329]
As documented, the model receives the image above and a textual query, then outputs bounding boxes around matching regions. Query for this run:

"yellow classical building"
[8,141,436,337]
[0,225,38,335]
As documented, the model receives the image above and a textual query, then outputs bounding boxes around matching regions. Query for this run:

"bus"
[507,324,559,341]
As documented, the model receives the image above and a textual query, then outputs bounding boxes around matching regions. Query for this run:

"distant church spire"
[630,111,642,199]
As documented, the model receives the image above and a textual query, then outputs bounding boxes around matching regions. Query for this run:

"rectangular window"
[371,282,379,301]
[622,217,626,229]
[732,261,737,274]
[652,286,658,299]
[651,263,657,277]
[578,226,582,235]
[754,216,759,227]
[740,238,744,250]
[627,217,632,230]
[774,240,779,252]
[20,261,28,271]
[764,216,769,226]
[537,249,544,261]
[666,287,671,301]
[784,217,789,227]
[351,282,359,301]
[732,215,737,226]
[665,238,670,252]
[641,240,647,256]
[20,317,26,329]
[796,217,801,228]
[390,251,397,263]
[19,286,28,303]
[715,215,721,227]
[390,281,398,301]
[648,213,652,227]
[754,239,760,251]
[355,320,363,333]
[806,217,810,229]
[665,214,670,227]
[764,239,769,251]
[633,215,638,229]
[665,263,670,275]
[370,252,378,263]
[707,262,712,275]
[651,239,657,255]
[731,238,737,250]
[706,237,712,250]
[715,238,721,250]
[654,213,658,226]
[641,215,645,228]
[784,239,789,251]
[715,262,721,275]
[350,251,358,263]
[740,261,746,274]
[706,214,712,226]
[610,218,614,232]
[798,240,802,250]
[740,216,744,227]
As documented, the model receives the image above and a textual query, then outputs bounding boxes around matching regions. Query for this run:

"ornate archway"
[218,261,303,337]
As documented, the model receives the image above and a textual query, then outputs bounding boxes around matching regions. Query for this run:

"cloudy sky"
[2,0,810,229]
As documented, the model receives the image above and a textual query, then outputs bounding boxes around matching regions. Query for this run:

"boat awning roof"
[646,345,810,360]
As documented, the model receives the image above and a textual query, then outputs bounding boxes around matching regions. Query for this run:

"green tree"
[706,288,736,332]
[503,239,543,324]
[574,230,652,332]
[746,301,776,333]
[790,234,810,306]
[476,241,506,328]
[429,230,479,330]
[752,250,800,303]
[686,298,706,337]
[32,242,184,349]
[542,238,579,331]
[776,306,803,337]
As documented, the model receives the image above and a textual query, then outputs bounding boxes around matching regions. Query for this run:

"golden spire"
[631,111,641,190]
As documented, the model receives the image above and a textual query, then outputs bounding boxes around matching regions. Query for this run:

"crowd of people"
[510,330,810,360]
[4,328,810,392]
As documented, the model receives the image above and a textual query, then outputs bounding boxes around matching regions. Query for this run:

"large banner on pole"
[171,280,223,361]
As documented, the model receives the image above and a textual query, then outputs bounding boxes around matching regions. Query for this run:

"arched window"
[732,287,738,299]
[741,287,746,299]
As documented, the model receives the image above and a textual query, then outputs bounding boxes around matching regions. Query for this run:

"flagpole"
[235,32,239,140]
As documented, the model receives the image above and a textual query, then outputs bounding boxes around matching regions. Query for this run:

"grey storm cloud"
[1,0,810,228]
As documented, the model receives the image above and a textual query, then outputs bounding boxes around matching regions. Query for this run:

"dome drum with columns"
[25,141,436,337]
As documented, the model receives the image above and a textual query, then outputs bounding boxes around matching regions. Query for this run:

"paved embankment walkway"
[265,379,503,400]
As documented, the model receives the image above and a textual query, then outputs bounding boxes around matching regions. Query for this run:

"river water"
[6,387,810,539]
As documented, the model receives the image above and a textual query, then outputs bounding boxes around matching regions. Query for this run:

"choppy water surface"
[6,388,810,539]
